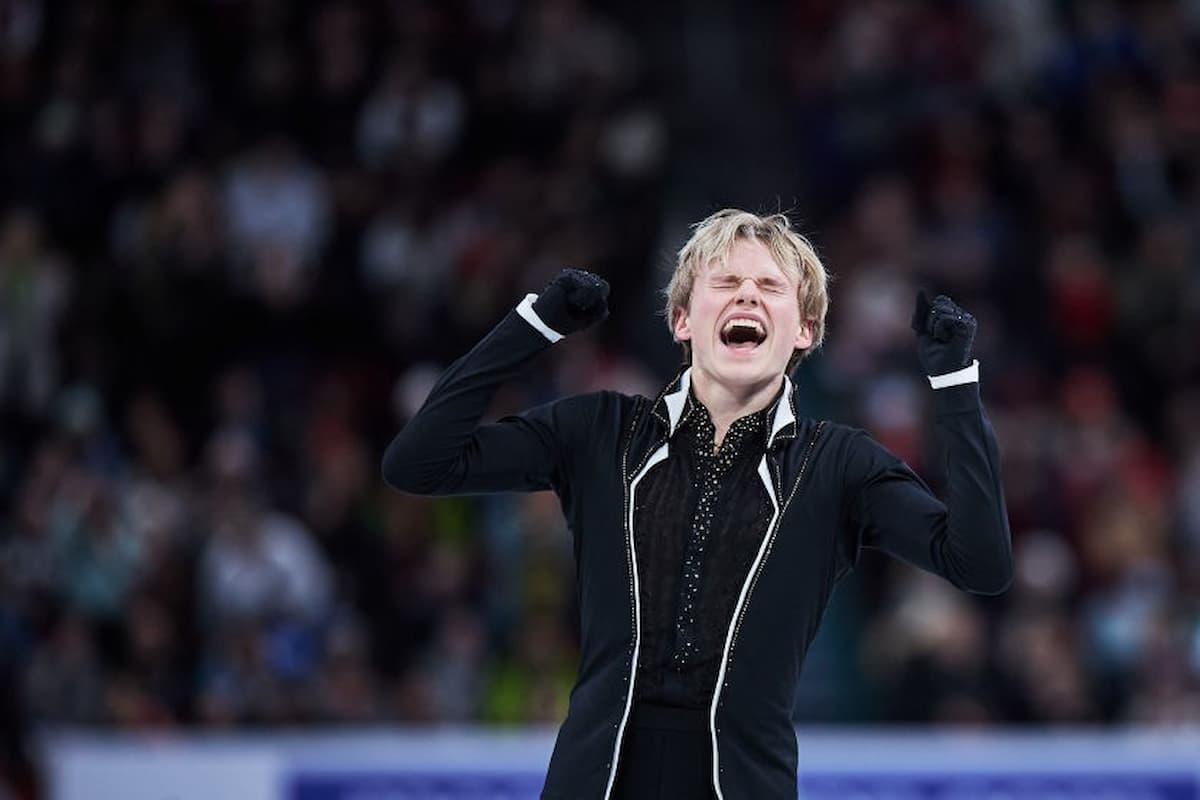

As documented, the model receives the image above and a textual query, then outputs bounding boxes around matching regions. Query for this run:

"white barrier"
[43,727,1200,800]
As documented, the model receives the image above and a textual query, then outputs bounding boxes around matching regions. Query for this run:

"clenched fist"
[533,268,610,335]
[911,291,976,376]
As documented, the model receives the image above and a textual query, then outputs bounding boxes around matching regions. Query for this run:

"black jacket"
[382,305,1013,800]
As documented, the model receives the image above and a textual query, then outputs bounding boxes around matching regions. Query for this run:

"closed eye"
[710,274,789,294]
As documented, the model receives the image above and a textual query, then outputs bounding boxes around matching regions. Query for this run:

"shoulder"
[783,420,897,482]
[787,418,862,456]
[534,389,644,442]
[551,389,641,419]
[807,421,889,451]
[831,424,909,488]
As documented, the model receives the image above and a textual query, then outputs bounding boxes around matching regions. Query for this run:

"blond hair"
[664,209,830,370]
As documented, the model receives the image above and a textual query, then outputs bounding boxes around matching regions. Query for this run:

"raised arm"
[842,292,1013,595]
[381,269,609,496]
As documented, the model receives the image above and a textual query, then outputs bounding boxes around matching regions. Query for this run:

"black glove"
[532,268,610,335]
[911,290,976,375]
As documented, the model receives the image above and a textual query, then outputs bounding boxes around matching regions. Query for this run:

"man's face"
[672,238,813,392]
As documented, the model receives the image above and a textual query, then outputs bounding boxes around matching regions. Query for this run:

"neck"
[689,367,783,449]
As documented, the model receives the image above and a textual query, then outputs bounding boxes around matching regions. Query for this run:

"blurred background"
[2,0,1200,797]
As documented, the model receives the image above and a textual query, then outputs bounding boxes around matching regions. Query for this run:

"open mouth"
[719,318,768,352]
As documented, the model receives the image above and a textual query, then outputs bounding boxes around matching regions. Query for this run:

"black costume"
[383,290,1012,799]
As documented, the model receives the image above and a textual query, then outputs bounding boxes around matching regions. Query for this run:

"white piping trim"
[928,359,979,389]
[663,368,692,434]
[708,454,781,799]
[602,442,670,800]
[515,293,564,343]
[768,374,795,447]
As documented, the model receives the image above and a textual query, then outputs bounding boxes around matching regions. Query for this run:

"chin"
[707,353,786,386]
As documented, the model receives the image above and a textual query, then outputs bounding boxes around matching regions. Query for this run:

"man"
[383,209,1012,799]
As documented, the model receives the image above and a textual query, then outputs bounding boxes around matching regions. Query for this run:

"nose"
[734,278,761,305]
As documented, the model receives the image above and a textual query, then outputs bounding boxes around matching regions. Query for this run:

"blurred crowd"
[1,0,1200,794]
[786,0,1200,727]
[0,0,664,793]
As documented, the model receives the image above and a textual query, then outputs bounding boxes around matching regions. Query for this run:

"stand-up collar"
[654,367,798,449]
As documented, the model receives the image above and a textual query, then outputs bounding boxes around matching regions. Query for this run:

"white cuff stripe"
[516,293,564,343]
[928,359,980,389]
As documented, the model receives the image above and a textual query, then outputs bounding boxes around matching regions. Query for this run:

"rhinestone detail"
[670,398,766,670]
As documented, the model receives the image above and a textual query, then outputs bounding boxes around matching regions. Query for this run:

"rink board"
[45,728,1200,800]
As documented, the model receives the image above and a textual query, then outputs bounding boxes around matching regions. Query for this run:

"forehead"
[706,237,797,282]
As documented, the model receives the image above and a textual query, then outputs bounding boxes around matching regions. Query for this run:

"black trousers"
[611,703,717,799]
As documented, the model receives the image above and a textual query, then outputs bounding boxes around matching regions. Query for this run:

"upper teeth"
[723,318,763,335]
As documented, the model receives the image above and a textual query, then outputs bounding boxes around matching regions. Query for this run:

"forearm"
[383,269,609,496]
[925,382,1013,595]
[850,380,1014,595]
[381,305,554,494]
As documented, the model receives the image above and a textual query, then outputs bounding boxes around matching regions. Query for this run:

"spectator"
[0,0,1196,758]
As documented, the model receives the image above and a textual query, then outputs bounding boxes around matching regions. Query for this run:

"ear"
[672,305,692,343]
[793,320,814,351]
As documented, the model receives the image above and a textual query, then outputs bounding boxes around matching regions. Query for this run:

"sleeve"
[381,304,596,496]
[841,382,1013,595]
